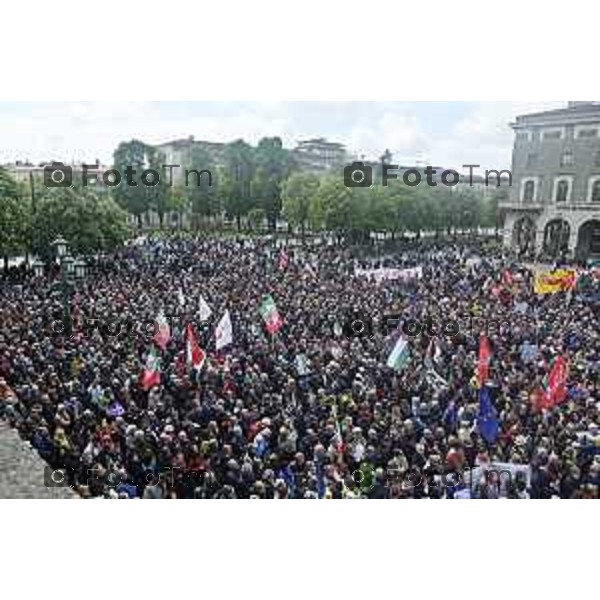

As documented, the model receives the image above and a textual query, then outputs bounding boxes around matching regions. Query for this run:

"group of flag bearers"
[141,254,571,451]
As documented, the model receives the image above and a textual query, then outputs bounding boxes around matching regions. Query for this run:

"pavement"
[0,421,76,499]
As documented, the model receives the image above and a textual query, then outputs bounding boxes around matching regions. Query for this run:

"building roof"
[512,102,600,128]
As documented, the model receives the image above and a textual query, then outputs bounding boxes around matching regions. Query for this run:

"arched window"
[555,180,569,203]
[523,180,535,202]
[592,180,600,203]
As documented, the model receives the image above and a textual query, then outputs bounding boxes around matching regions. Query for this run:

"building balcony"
[499,200,544,211]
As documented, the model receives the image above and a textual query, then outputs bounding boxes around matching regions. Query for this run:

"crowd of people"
[0,233,599,498]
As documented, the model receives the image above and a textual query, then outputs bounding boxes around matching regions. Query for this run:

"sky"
[0,101,564,171]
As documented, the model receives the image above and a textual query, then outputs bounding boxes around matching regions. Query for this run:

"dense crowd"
[0,234,599,498]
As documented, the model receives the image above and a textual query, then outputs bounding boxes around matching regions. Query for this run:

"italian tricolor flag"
[259,294,283,335]
[140,346,161,391]
[386,336,409,371]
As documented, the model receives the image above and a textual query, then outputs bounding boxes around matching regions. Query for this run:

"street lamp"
[53,237,68,258]
[51,237,84,337]
[74,259,87,280]
[32,259,44,278]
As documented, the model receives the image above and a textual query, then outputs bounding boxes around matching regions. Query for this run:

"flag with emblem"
[259,294,284,335]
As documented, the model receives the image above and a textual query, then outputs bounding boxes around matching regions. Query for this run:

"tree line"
[0,137,504,265]
[112,137,504,239]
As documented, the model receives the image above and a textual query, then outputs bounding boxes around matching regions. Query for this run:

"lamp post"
[51,237,86,337]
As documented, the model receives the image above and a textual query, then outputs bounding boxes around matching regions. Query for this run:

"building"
[291,138,349,173]
[154,136,225,185]
[3,161,112,195]
[501,101,600,260]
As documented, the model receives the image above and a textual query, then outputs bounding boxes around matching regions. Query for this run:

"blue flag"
[477,386,499,444]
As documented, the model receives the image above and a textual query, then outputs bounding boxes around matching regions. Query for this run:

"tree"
[0,167,31,271]
[251,137,291,230]
[247,207,266,233]
[282,172,320,241]
[186,144,218,229]
[220,139,256,231]
[32,187,128,260]
[165,187,189,230]
[143,148,170,228]
[112,139,152,227]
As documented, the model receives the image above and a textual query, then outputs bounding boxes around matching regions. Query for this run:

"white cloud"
[0,101,567,170]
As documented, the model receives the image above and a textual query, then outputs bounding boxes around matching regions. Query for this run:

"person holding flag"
[386,334,410,371]
[140,346,161,391]
[259,294,284,335]
[215,310,233,351]
[186,323,206,372]
[477,385,499,445]
[477,335,492,387]
[532,355,568,411]
[198,295,212,322]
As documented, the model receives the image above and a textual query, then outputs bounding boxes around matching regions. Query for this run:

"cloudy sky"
[0,101,564,171]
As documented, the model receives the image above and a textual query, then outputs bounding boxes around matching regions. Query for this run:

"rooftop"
[512,102,600,128]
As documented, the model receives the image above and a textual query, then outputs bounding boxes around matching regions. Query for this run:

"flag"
[140,346,161,391]
[477,386,499,444]
[215,310,233,350]
[534,356,568,411]
[178,287,185,307]
[331,405,344,453]
[533,269,577,294]
[198,295,212,321]
[425,338,442,366]
[186,323,206,371]
[259,294,284,335]
[478,335,492,386]
[386,336,410,371]
[153,311,170,350]
[278,250,289,270]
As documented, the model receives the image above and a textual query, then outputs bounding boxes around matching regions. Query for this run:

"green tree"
[251,137,291,231]
[247,207,266,232]
[186,144,218,229]
[282,172,320,241]
[165,187,189,230]
[112,139,152,227]
[0,167,31,271]
[32,187,128,260]
[220,139,256,231]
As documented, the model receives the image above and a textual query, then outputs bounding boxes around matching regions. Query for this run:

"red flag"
[478,335,492,386]
[534,356,568,411]
[187,323,205,371]
[140,347,161,391]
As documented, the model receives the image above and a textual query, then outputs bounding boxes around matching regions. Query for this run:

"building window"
[555,179,570,203]
[593,181,600,202]
[543,129,562,140]
[516,131,530,142]
[560,150,574,167]
[526,153,538,168]
[588,178,600,202]
[595,151,600,167]
[523,180,536,202]
[578,128,598,138]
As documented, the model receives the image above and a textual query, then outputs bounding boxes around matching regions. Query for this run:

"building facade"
[501,102,600,260]
[291,138,349,173]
